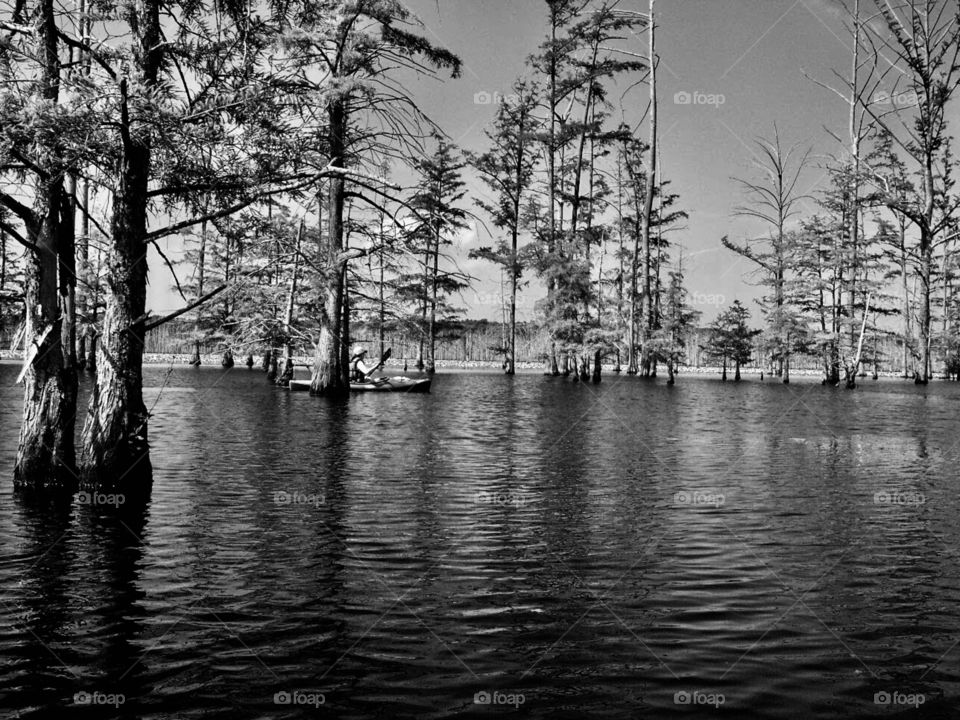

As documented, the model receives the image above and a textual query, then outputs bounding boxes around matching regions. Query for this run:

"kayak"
[286,377,431,393]
[351,377,431,393]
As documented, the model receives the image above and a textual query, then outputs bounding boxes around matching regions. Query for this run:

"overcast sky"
[146,0,960,323]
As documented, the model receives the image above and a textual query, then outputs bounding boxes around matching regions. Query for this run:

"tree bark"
[15,0,78,491]
[312,96,350,394]
[79,0,163,492]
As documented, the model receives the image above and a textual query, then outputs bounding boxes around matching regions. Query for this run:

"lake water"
[1,363,960,718]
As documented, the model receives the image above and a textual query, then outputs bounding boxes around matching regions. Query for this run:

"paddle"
[375,347,392,370]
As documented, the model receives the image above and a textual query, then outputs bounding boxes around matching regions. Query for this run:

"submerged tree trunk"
[79,170,153,490]
[311,96,350,395]
[16,196,76,489]
[15,0,78,491]
[267,349,278,382]
[80,67,159,491]
[310,303,339,394]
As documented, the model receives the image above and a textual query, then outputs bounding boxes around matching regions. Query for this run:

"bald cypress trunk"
[16,191,76,489]
[79,85,153,490]
[79,0,162,491]
[14,0,77,491]
[310,95,350,395]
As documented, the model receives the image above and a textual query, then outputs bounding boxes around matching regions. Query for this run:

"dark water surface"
[2,363,960,718]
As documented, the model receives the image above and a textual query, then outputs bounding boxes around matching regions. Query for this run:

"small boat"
[286,376,431,393]
[351,376,431,393]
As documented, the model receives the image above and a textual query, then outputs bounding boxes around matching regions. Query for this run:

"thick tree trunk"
[578,355,589,382]
[16,208,76,489]
[79,190,152,491]
[267,349,278,382]
[310,303,341,395]
[311,266,349,396]
[311,94,350,394]
[80,77,156,492]
[15,0,77,491]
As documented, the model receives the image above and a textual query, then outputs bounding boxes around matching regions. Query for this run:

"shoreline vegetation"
[0,354,911,379]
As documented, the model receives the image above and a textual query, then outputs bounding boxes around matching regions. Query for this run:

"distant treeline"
[117,318,915,374]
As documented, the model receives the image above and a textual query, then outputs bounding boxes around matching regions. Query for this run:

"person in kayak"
[350,346,378,382]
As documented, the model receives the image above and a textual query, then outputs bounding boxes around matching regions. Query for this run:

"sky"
[145,0,960,323]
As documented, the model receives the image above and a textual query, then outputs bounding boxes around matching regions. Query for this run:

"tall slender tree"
[472,80,541,375]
